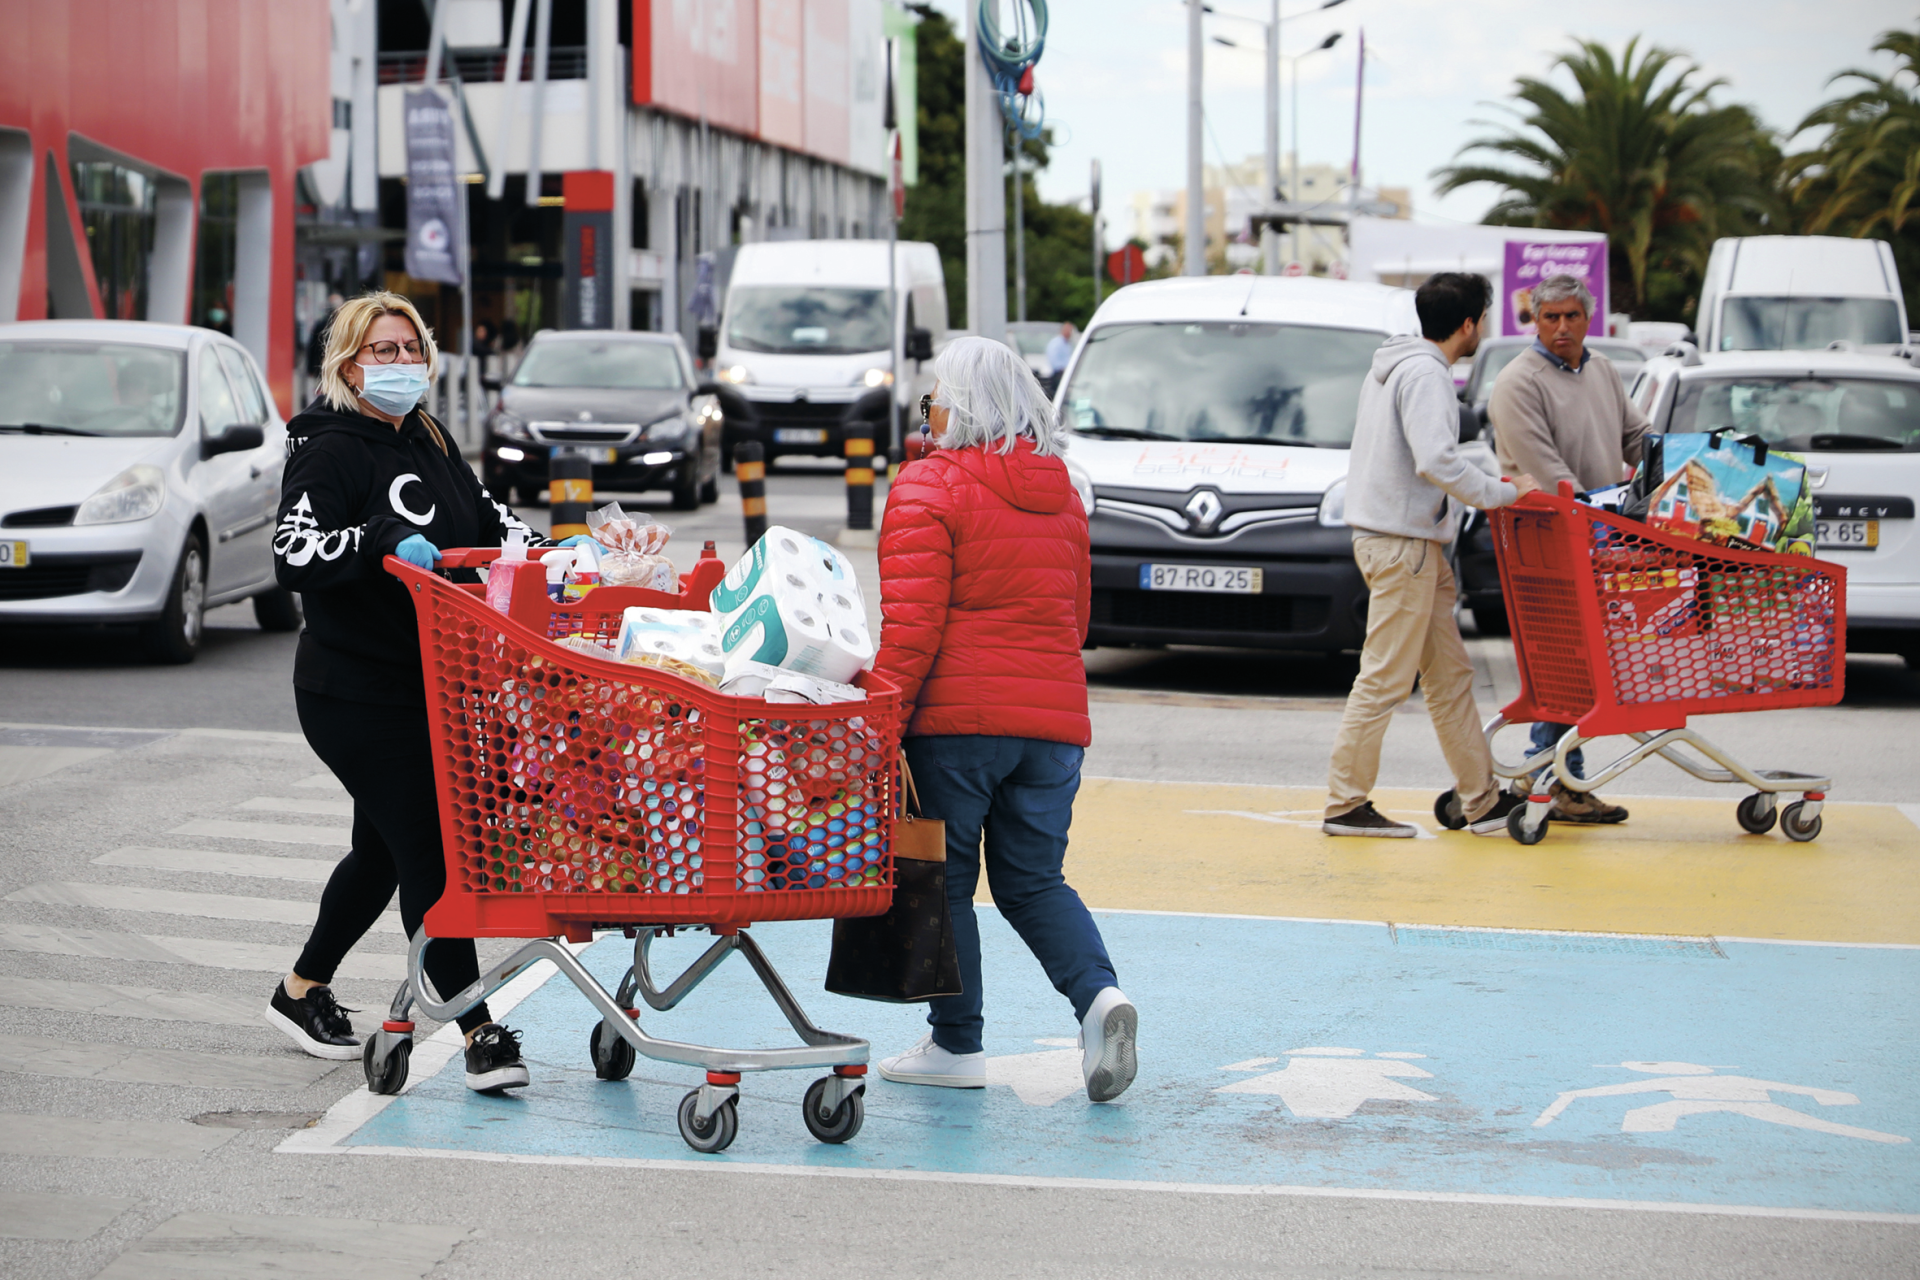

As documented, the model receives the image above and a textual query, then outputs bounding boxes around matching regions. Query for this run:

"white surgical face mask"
[355,361,429,416]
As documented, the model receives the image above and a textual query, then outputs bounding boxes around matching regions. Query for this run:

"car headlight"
[1317,478,1348,528]
[856,367,894,388]
[75,464,166,525]
[644,412,691,441]
[491,411,532,442]
[694,394,723,425]
[718,365,753,385]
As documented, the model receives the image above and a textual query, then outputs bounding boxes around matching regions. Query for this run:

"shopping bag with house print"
[1627,430,1814,555]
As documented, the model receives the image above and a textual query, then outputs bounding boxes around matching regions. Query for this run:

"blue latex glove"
[395,534,441,569]
[557,535,607,553]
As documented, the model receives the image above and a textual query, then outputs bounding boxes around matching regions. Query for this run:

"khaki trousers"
[1326,534,1498,822]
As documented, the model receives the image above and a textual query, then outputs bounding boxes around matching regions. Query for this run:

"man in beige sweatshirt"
[1488,273,1647,823]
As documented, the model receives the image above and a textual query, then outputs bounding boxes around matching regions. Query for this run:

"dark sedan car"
[482,331,723,511]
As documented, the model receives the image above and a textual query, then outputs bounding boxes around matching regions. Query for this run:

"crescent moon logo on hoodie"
[388,473,437,527]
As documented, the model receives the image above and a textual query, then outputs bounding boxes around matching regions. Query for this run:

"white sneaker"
[1080,987,1138,1102]
[876,1034,986,1088]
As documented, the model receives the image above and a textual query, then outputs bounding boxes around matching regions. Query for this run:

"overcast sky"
[921,0,1911,239]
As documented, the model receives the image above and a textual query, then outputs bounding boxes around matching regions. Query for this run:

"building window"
[71,160,156,320]
[194,174,238,334]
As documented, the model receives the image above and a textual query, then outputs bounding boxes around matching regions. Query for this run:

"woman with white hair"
[871,335,1137,1103]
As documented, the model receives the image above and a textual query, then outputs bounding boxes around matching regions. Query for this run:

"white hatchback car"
[0,320,295,662]
[1629,346,1920,666]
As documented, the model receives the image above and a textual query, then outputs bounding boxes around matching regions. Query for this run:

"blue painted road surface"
[329,912,1918,1218]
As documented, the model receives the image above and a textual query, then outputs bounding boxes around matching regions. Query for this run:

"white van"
[1696,236,1908,353]
[709,240,946,463]
[1056,276,1419,652]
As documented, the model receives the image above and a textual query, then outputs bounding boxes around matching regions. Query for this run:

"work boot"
[1549,783,1629,825]
[1323,801,1417,838]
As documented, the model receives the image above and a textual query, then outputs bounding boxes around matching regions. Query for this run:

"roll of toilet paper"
[614,608,727,683]
[709,527,875,685]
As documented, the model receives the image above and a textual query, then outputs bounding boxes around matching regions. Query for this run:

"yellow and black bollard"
[844,421,875,531]
[735,441,768,545]
[548,448,593,538]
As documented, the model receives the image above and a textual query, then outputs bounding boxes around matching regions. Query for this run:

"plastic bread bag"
[588,501,678,591]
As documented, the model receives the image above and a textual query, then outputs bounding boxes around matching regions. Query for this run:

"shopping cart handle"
[433,546,564,569]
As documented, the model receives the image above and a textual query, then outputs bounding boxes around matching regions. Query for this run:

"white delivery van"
[1696,236,1909,353]
[708,239,946,463]
[1055,276,1420,653]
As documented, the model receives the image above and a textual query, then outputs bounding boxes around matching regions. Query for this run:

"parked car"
[483,330,723,511]
[0,320,294,662]
[1695,235,1908,353]
[708,239,944,464]
[1057,276,1419,653]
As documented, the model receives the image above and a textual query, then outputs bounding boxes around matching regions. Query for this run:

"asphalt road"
[1,467,1916,1277]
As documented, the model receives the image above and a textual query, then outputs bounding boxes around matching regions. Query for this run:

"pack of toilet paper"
[614,607,727,686]
[709,527,875,685]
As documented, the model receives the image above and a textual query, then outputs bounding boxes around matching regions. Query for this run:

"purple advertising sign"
[1501,240,1607,336]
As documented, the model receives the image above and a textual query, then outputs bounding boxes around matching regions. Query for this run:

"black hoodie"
[273,399,542,706]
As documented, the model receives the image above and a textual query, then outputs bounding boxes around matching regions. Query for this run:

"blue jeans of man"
[1529,721,1586,781]
[902,735,1118,1057]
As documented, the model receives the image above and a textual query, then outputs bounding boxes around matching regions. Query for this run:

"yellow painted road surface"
[1043,780,1920,945]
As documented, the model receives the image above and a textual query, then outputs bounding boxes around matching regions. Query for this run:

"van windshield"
[1668,376,1920,452]
[726,287,890,355]
[1062,322,1385,446]
[0,341,186,437]
[1718,297,1903,350]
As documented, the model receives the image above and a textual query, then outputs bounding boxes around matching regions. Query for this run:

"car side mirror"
[905,327,934,362]
[202,423,264,459]
[696,326,718,360]
[1457,402,1482,444]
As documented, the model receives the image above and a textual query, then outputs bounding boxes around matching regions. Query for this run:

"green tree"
[1785,24,1920,321]
[1433,38,1781,321]
[898,5,1099,329]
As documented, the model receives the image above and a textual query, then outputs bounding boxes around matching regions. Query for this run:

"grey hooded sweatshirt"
[1343,335,1516,541]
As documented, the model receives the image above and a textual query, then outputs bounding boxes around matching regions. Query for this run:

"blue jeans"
[902,735,1118,1057]
[1529,721,1586,781]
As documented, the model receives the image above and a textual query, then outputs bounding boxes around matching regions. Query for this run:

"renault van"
[1056,276,1420,652]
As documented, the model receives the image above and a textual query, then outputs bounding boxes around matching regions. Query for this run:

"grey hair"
[1532,272,1594,315]
[930,334,1066,456]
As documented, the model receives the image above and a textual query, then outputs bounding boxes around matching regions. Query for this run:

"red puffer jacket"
[872,438,1092,745]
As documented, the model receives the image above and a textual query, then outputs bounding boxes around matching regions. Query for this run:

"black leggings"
[293,688,491,1033]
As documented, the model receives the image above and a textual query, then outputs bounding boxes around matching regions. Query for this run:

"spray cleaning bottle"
[485,530,539,614]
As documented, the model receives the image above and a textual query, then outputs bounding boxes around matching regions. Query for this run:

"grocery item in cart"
[587,501,679,592]
[615,607,726,684]
[545,543,602,601]
[721,659,868,705]
[485,531,544,614]
[1627,430,1814,555]
[710,527,874,684]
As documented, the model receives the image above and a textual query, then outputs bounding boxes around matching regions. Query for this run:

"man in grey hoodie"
[1324,273,1538,838]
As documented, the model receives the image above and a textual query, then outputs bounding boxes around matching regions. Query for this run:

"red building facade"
[0,0,330,414]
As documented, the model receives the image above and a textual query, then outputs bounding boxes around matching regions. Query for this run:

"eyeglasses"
[357,339,425,364]
[919,393,933,424]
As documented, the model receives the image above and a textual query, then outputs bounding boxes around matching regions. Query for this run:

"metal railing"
[377,47,588,86]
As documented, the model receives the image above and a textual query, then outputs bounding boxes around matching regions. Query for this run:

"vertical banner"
[1502,241,1608,337]
[563,171,615,330]
[403,88,465,286]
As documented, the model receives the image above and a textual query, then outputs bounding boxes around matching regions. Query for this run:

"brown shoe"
[1549,784,1628,824]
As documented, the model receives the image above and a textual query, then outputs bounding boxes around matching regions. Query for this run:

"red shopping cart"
[364,544,902,1152]
[1455,485,1846,845]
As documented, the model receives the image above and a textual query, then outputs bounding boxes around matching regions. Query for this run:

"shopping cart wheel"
[362,1036,411,1095]
[1736,793,1778,835]
[1507,806,1549,846]
[1432,789,1467,831]
[589,1020,636,1082]
[677,1090,739,1153]
[1780,801,1822,843]
[801,1076,865,1145]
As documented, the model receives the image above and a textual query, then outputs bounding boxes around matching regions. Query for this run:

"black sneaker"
[1468,791,1530,836]
[265,981,360,1060]
[1322,801,1417,838]
[464,1023,530,1093]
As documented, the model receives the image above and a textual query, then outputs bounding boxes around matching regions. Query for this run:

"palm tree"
[1433,38,1781,319]
[1785,25,1920,318]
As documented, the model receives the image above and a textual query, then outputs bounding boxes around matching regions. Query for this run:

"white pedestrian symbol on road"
[1534,1061,1910,1144]
[1214,1047,1436,1118]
